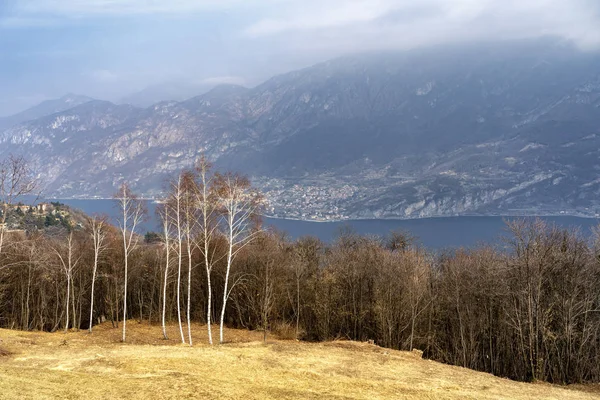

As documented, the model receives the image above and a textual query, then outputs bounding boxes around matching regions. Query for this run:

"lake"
[52,199,599,249]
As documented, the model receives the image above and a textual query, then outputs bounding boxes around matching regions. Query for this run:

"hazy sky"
[1,0,599,116]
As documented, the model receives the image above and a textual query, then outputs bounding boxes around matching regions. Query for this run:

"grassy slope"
[0,322,598,400]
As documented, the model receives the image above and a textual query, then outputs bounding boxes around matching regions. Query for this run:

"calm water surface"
[52,199,599,249]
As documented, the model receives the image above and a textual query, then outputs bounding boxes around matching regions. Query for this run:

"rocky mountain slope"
[0,94,94,132]
[1,39,600,220]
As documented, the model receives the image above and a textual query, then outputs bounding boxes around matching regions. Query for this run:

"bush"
[272,321,300,340]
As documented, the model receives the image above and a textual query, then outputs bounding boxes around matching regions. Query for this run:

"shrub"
[272,321,301,340]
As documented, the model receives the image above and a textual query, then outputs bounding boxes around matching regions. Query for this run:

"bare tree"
[214,173,263,344]
[194,157,218,345]
[0,155,38,256]
[0,192,599,384]
[114,183,145,342]
[52,231,82,333]
[261,260,275,343]
[88,215,108,333]
[167,175,187,344]
[289,236,321,340]
[181,171,198,346]
[158,205,174,340]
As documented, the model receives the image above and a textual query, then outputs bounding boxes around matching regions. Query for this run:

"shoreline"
[46,197,600,223]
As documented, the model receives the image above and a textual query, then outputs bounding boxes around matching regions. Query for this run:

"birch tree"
[52,231,82,332]
[158,205,174,340]
[181,171,198,346]
[167,175,187,344]
[114,183,145,342]
[194,157,218,345]
[88,215,108,333]
[215,173,263,344]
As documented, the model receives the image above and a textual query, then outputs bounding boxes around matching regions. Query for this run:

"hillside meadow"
[0,322,598,400]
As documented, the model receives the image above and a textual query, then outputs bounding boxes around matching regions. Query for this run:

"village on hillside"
[0,202,81,233]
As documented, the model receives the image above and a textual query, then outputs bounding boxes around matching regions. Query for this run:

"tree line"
[0,155,599,384]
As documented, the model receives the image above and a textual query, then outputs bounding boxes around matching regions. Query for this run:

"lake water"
[52,199,599,249]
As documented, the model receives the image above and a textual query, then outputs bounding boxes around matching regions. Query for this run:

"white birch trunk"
[219,211,235,344]
[89,219,104,334]
[186,238,193,346]
[175,179,186,344]
[65,268,71,333]
[89,248,98,333]
[122,199,128,342]
[161,214,171,340]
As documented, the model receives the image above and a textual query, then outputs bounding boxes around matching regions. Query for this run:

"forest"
[0,155,599,385]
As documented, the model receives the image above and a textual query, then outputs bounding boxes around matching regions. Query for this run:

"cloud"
[242,0,444,37]
[15,93,52,104]
[84,69,119,82]
[198,76,246,86]
[244,0,399,37]
[243,0,600,51]
[8,0,600,51]
[2,0,600,116]
[15,0,271,16]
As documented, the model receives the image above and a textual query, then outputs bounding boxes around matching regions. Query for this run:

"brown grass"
[0,322,598,400]
[0,346,11,357]
[271,321,299,340]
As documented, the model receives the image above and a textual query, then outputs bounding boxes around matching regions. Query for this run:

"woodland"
[0,155,599,385]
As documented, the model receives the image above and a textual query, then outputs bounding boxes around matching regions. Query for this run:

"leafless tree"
[88,215,108,333]
[51,231,82,332]
[181,171,198,346]
[261,260,275,343]
[167,174,187,344]
[0,161,598,385]
[214,172,263,344]
[158,205,174,340]
[114,183,145,342]
[0,155,38,256]
[194,157,219,345]
[289,237,319,339]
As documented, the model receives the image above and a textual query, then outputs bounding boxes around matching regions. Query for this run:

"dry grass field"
[0,322,598,400]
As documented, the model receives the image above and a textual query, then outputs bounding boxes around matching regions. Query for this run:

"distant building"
[36,203,48,214]
[13,204,30,213]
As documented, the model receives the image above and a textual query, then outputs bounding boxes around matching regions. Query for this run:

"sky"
[1,0,599,116]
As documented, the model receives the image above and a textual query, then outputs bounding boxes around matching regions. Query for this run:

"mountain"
[2,39,600,220]
[119,79,249,108]
[118,82,215,108]
[0,94,94,131]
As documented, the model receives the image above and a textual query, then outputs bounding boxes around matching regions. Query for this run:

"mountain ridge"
[2,39,600,221]
[0,94,95,131]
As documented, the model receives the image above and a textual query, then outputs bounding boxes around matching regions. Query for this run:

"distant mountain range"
[118,81,221,108]
[0,94,94,132]
[2,38,600,221]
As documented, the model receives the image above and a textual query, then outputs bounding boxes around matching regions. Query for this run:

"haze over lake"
[53,199,599,249]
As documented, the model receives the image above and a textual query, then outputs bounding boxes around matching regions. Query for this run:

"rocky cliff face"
[2,39,600,220]
[0,94,94,132]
